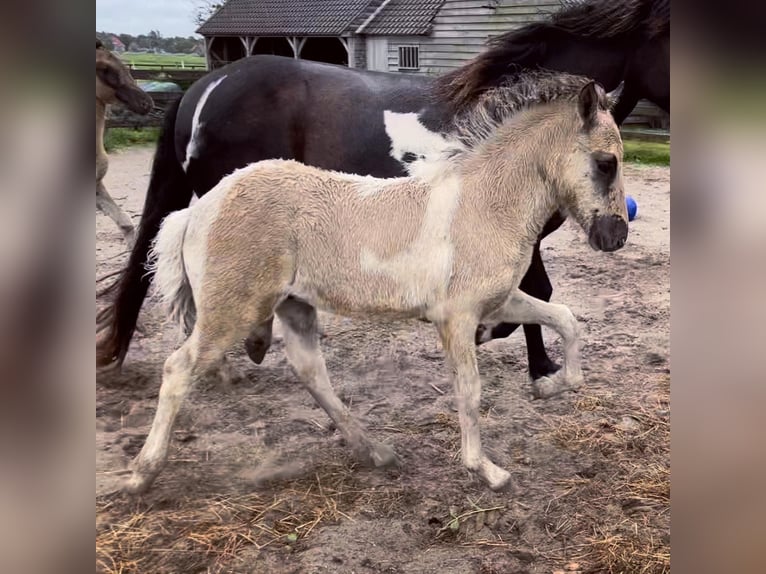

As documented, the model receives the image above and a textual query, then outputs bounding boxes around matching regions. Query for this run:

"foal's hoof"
[359,442,399,468]
[531,373,581,400]
[477,459,512,491]
[122,471,154,495]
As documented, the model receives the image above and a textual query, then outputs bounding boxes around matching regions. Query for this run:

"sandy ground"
[97,147,670,574]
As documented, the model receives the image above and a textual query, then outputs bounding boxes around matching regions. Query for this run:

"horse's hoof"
[478,461,512,491]
[531,375,577,400]
[96,356,122,375]
[370,442,399,468]
[122,472,153,495]
[356,441,398,468]
[529,358,561,381]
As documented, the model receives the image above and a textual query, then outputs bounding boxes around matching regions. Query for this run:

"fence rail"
[126,62,207,70]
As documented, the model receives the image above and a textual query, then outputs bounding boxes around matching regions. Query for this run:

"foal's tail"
[147,209,196,335]
[97,97,194,368]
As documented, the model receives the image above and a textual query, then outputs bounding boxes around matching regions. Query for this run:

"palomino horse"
[96,39,152,247]
[124,74,628,494]
[96,0,668,382]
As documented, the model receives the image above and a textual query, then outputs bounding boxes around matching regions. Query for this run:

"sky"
[96,0,203,38]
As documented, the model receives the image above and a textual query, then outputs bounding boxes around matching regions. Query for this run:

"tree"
[96,32,114,50]
[192,1,224,27]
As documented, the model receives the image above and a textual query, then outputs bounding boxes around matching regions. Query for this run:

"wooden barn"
[198,0,563,73]
[193,0,666,131]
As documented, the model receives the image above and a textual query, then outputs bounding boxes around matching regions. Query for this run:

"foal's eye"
[592,152,617,180]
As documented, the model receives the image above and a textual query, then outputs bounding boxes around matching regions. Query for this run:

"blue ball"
[626,195,637,221]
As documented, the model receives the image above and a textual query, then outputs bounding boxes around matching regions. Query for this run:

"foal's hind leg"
[124,330,213,493]
[96,180,136,248]
[124,321,244,494]
[437,314,511,491]
[493,291,583,400]
[275,298,397,467]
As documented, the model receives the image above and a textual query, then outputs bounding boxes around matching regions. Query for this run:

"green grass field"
[119,52,207,69]
[623,139,670,166]
[104,127,160,152]
[105,128,670,166]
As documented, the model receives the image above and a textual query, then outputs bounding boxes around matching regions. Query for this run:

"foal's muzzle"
[588,214,628,252]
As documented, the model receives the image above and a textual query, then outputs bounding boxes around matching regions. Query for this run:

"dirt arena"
[96,147,670,574]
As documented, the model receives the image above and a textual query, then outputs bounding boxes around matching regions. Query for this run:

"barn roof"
[197,0,372,36]
[197,0,446,37]
[357,0,446,36]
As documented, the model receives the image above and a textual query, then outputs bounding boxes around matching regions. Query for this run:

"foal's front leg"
[493,291,584,399]
[437,315,511,491]
[478,243,561,380]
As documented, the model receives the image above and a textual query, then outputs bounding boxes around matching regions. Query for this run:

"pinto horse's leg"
[275,297,397,468]
[492,290,584,400]
[96,180,136,248]
[437,315,511,491]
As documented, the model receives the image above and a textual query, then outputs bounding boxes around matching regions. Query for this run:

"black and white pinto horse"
[97,0,669,384]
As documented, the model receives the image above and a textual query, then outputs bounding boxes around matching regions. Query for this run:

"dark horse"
[97,0,669,383]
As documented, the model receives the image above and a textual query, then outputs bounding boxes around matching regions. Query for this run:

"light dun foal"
[96,39,153,247]
[125,74,628,494]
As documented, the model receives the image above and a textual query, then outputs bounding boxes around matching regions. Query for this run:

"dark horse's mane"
[435,0,670,112]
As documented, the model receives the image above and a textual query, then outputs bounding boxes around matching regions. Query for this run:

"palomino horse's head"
[96,39,153,115]
[564,80,628,252]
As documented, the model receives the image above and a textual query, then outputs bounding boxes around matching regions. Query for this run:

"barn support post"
[204,36,215,70]
[341,36,354,68]
[287,36,306,59]
[240,36,258,55]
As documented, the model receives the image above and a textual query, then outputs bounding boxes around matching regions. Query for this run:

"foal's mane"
[435,0,669,112]
[451,71,603,150]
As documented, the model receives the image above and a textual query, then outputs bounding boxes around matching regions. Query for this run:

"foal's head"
[96,39,153,115]
[563,80,628,252]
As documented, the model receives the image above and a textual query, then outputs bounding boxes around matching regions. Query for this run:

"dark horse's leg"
[476,212,567,380]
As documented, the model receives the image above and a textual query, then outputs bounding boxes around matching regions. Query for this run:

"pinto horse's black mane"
[435,0,669,112]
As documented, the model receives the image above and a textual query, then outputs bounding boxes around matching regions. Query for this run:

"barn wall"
[383,0,560,75]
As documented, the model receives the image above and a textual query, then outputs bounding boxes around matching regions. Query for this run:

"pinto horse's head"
[96,39,153,115]
[562,80,628,252]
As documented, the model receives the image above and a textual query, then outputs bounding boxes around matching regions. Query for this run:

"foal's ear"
[578,81,606,130]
